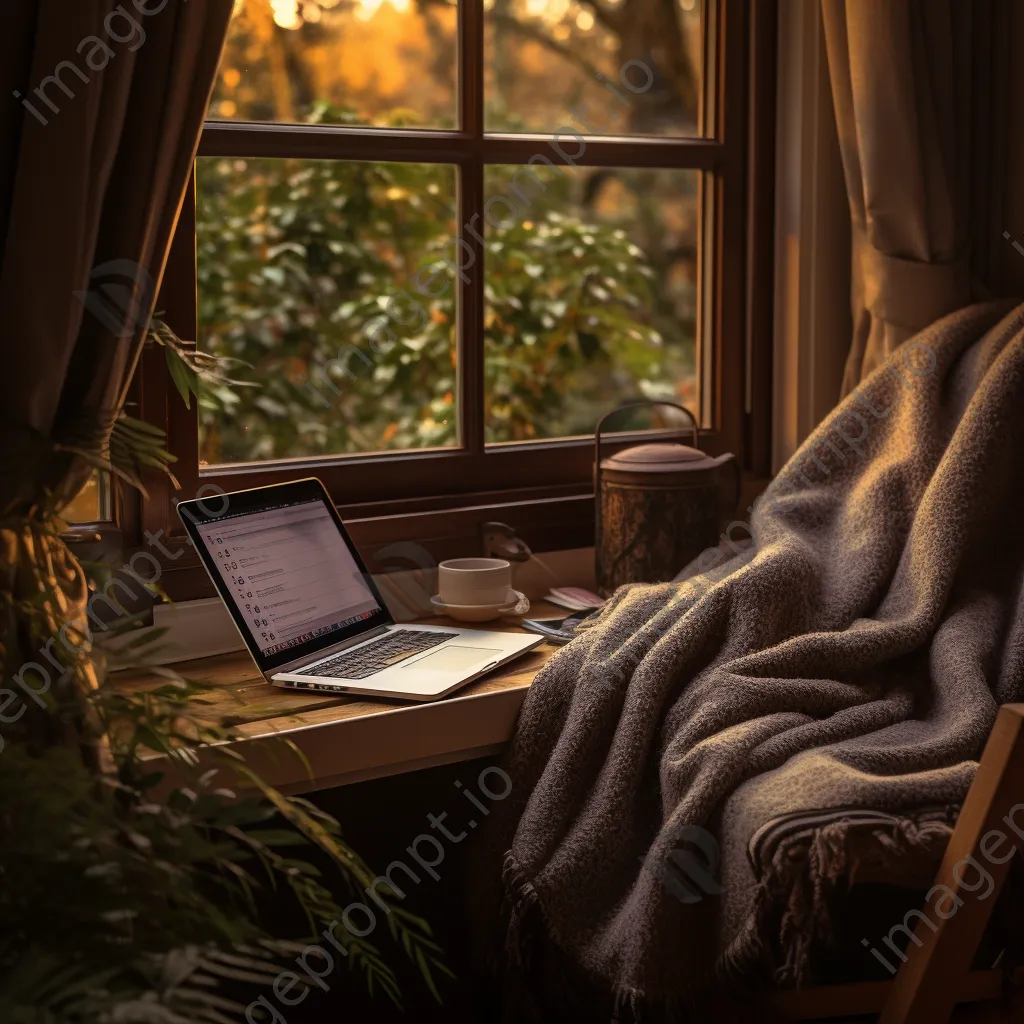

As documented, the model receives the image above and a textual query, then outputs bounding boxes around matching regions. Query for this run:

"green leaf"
[166,345,199,409]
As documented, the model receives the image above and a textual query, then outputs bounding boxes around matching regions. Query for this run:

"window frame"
[121,0,774,582]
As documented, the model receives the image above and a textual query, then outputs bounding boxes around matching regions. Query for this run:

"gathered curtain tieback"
[859,240,972,335]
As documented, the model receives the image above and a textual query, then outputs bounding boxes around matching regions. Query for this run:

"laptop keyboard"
[306,629,459,680]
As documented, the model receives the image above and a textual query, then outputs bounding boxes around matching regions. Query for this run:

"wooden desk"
[112,608,559,795]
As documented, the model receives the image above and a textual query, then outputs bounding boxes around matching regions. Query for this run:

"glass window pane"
[210,0,458,128]
[484,164,699,443]
[63,472,108,523]
[196,156,458,465]
[485,0,703,137]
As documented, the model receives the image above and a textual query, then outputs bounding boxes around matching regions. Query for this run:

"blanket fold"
[471,301,1024,1018]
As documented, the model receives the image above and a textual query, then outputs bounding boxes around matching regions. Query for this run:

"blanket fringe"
[500,850,588,1023]
[500,848,537,972]
[500,851,773,1023]
[496,811,1024,1021]
[500,850,654,1023]
[718,808,960,989]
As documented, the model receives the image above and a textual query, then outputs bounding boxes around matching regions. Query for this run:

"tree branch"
[575,0,624,35]
[488,11,607,87]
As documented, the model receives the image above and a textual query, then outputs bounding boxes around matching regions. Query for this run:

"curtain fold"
[0,0,232,718]
[821,0,1007,394]
[0,0,233,514]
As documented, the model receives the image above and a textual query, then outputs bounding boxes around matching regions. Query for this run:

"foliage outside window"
[194,0,707,468]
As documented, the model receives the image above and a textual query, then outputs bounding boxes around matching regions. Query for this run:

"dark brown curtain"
[0,0,233,513]
[822,0,1018,394]
[0,0,232,689]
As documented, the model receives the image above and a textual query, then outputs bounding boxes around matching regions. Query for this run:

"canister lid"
[601,442,717,473]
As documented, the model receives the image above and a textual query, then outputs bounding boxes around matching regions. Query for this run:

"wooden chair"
[763,703,1024,1023]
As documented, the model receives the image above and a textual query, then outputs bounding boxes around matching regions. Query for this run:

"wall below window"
[281,756,503,1023]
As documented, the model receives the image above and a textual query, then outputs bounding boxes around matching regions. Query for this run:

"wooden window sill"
[110,604,562,795]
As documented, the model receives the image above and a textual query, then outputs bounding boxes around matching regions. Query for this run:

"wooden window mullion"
[458,0,486,455]
[132,0,770,526]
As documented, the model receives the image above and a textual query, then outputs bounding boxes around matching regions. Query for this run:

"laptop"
[177,478,543,701]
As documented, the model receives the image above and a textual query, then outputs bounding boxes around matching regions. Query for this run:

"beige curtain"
[822,0,1013,394]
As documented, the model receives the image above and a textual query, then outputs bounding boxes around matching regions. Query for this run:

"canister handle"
[594,400,700,560]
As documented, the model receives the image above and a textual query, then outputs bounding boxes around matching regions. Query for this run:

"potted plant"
[0,324,449,1021]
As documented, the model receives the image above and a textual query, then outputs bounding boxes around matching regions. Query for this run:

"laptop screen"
[198,499,382,657]
[178,480,391,671]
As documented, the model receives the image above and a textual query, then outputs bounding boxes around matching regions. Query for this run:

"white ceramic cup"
[437,557,512,607]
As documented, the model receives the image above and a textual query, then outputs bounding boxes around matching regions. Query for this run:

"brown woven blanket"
[473,301,1024,1019]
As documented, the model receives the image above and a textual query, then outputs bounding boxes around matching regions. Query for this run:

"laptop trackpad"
[404,646,502,672]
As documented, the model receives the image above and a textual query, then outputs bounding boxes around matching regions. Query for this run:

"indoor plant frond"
[58,319,252,496]
[148,317,256,414]
[3,322,448,1020]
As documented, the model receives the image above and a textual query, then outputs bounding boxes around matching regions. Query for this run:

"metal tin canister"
[594,401,739,596]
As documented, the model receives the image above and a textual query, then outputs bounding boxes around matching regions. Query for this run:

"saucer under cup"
[429,589,530,622]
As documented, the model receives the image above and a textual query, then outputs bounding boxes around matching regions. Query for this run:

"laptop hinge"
[272,624,391,676]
